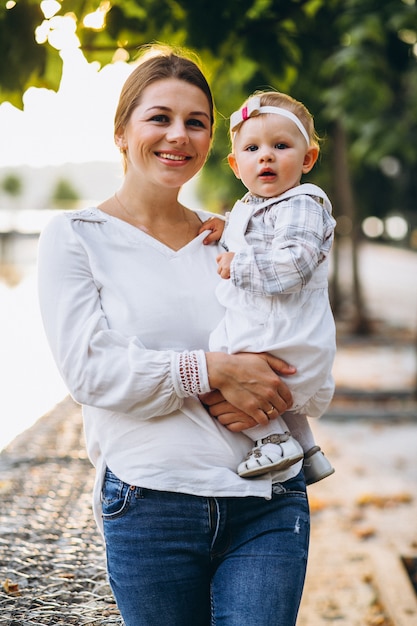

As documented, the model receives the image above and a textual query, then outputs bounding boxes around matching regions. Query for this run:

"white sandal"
[238,433,304,478]
[303,446,335,485]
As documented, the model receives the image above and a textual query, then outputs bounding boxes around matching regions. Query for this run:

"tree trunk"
[331,121,372,335]
[329,233,341,317]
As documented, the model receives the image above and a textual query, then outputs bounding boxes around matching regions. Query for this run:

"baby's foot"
[303,446,335,485]
[238,433,303,478]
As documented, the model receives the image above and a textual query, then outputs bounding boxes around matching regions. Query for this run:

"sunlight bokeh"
[0,10,132,169]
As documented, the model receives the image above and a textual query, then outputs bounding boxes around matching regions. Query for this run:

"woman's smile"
[155,150,192,164]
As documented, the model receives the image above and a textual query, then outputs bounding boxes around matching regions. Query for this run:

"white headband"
[230,96,310,146]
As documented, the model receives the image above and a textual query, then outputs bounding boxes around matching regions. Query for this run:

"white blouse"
[38,207,300,534]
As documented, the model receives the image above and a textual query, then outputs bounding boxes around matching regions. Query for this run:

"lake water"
[0,235,67,451]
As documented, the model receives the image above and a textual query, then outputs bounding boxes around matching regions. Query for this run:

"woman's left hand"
[199,390,259,432]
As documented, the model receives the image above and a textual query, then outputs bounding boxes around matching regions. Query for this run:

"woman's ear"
[115,131,127,152]
[228,153,241,179]
[302,146,319,173]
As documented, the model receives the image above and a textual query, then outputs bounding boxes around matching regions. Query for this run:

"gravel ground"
[0,397,122,625]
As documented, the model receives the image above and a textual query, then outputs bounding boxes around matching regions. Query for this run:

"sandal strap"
[304,445,321,459]
[258,432,291,445]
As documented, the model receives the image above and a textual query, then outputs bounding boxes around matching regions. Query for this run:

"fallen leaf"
[356,492,412,508]
[309,496,329,513]
[354,526,377,540]
[2,579,21,596]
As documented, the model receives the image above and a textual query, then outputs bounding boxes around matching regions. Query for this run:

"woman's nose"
[167,120,189,144]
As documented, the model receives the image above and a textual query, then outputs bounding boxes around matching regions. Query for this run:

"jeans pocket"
[272,471,307,498]
[101,468,138,520]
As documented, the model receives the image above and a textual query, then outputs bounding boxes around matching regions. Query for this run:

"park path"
[0,241,416,624]
[298,414,417,626]
[1,394,415,625]
[0,397,122,625]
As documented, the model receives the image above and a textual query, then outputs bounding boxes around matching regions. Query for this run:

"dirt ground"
[298,412,417,626]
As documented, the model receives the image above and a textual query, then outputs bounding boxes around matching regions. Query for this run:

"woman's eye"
[187,118,205,128]
[150,114,169,123]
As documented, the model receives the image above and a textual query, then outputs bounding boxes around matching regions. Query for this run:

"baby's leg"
[243,415,289,441]
[283,413,335,485]
[283,413,315,453]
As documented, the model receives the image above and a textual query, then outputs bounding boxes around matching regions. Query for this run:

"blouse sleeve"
[230,195,335,296]
[37,215,210,419]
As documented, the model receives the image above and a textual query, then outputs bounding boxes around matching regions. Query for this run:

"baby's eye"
[246,145,258,152]
[275,143,288,150]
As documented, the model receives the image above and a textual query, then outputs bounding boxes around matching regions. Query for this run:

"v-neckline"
[97,208,210,256]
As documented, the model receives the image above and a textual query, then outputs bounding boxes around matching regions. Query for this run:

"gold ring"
[266,406,274,415]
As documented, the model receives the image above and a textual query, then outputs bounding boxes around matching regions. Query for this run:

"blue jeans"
[102,468,309,626]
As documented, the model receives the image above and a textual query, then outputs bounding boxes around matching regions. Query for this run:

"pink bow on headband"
[230,97,262,133]
[230,96,310,146]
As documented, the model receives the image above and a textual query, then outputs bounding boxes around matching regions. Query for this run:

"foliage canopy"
[1,0,417,218]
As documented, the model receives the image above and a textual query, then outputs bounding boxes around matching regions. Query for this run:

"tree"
[1,173,24,210]
[2,0,417,332]
[0,0,62,108]
[2,173,23,198]
[51,178,80,208]
[304,0,417,332]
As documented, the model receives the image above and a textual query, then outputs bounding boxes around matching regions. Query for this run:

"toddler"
[201,91,336,484]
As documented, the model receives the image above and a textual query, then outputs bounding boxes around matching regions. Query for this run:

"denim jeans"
[102,468,309,626]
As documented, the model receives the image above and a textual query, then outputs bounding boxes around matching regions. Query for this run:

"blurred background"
[0,0,416,450]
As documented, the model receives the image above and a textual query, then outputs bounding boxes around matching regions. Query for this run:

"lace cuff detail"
[173,350,211,398]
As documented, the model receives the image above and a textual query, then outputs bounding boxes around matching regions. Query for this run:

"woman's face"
[116,78,212,189]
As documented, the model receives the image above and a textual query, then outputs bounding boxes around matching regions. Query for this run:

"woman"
[38,45,309,626]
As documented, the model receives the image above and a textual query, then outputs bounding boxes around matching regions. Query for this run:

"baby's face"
[228,113,315,198]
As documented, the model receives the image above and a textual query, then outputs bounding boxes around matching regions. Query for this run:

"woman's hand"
[205,352,295,426]
[199,390,259,432]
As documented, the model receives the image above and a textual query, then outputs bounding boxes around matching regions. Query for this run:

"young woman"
[38,45,309,626]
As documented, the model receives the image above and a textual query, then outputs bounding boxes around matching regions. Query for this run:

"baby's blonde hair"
[232,90,320,151]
